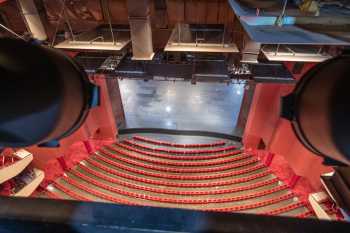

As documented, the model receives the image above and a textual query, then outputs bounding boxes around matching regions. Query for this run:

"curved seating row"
[45,178,312,217]
[66,170,288,204]
[76,165,279,195]
[106,145,249,166]
[92,154,266,180]
[99,149,259,173]
[47,182,303,214]
[80,161,273,188]
[115,142,242,160]
[42,135,314,218]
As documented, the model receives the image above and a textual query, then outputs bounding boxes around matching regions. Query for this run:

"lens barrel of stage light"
[0,38,93,147]
[282,55,350,165]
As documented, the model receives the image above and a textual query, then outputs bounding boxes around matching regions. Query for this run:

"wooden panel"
[206,0,219,24]
[0,0,26,33]
[40,0,101,35]
[108,0,129,24]
[196,0,207,24]
[43,0,102,22]
[218,0,228,24]
[152,28,172,48]
[166,0,184,26]
[185,0,207,24]
[151,0,168,29]
[86,0,103,21]
[226,2,235,24]
[233,17,244,49]
[167,0,234,26]
[185,0,197,24]
[184,0,194,24]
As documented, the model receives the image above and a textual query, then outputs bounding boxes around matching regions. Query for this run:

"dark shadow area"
[0,196,348,233]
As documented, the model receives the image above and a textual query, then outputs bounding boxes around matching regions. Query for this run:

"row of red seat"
[45,190,62,200]
[264,202,306,215]
[74,166,279,196]
[0,155,19,168]
[68,171,289,204]
[132,135,226,148]
[106,145,250,166]
[210,193,295,212]
[0,180,16,196]
[47,180,314,218]
[91,155,266,180]
[47,173,305,216]
[295,211,315,218]
[116,142,243,160]
[123,139,238,155]
[62,177,136,206]
[81,161,272,188]
[99,149,258,173]
[54,181,91,201]
[264,201,315,219]
[318,201,344,221]
[265,203,314,218]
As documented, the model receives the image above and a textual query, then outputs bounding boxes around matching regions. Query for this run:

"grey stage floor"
[118,80,244,135]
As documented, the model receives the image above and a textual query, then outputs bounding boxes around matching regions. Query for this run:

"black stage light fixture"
[281,54,350,166]
[0,38,98,148]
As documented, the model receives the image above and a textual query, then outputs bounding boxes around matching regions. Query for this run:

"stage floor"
[118,80,244,135]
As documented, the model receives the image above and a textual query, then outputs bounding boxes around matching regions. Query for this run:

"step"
[115,142,243,161]
[75,164,278,196]
[45,184,74,200]
[99,148,257,173]
[91,154,266,180]
[79,160,274,188]
[86,156,269,184]
[122,139,238,155]
[56,171,296,212]
[68,168,285,203]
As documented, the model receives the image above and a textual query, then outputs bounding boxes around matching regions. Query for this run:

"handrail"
[118,128,242,142]
[0,196,347,233]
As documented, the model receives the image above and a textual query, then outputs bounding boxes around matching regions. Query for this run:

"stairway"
[39,134,314,218]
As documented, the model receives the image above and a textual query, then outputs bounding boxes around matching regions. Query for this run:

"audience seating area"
[0,149,44,197]
[38,134,316,218]
[0,149,33,184]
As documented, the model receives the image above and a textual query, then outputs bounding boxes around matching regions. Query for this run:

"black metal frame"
[74,52,295,83]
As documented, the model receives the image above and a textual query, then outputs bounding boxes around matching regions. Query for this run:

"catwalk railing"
[0,197,348,233]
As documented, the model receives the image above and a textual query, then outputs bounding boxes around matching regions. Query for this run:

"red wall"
[243,63,333,189]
